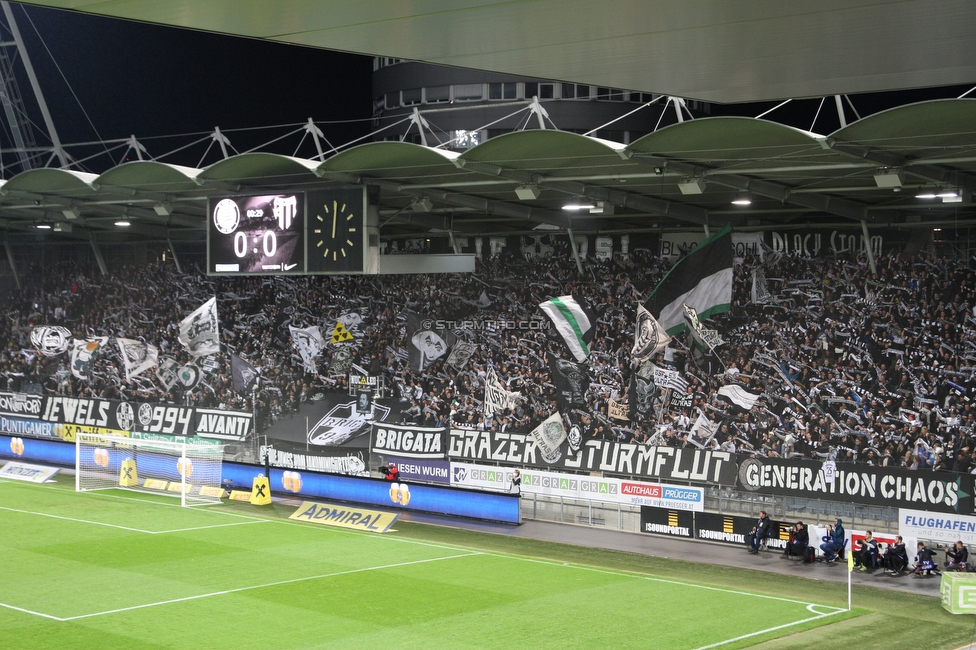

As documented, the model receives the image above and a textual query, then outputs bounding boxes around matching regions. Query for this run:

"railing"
[521,489,900,536]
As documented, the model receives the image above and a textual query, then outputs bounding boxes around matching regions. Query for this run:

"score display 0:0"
[232,230,277,258]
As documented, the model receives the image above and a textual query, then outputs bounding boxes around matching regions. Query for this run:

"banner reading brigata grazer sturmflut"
[448,428,737,485]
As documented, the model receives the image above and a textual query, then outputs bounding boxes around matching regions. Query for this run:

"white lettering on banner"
[195,410,251,440]
[0,393,42,418]
[0,417,55,438]
[42,397,111,427]
[645,524,691,536]
[768,230,882,258]
[262,445,367,476]
[738,457,959,509]
[482,464,704,511]
[395,462,449,479]
[448,429,732,483]
[899,508,976,546]
[372,425,445,458]
[697,529,746,544]
[139,406,193,436]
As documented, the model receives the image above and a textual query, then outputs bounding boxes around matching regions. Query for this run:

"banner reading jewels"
[448,429,736,485]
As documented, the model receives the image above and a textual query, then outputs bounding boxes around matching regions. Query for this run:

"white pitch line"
[0,504,267,535]
[59,551,481,621]
[0,505,155,534]
[692,604,845,650]
[0,601,64,621]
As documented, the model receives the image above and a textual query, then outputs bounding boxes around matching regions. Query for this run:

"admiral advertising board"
[448,429,736,485]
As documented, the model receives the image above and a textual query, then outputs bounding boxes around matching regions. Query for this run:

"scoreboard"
[207,188,370,275]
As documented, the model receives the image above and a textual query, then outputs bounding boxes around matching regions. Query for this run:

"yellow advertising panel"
[57,424,130,443]
[289,501,399,533]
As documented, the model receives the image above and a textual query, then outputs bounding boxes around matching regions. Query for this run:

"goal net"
[76,432,224,506]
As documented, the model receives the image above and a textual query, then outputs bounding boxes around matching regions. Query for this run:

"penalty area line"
[58,551,482,621]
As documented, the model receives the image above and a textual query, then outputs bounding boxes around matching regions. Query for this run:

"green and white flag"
[539,295,594,363]
[644,225,733,334]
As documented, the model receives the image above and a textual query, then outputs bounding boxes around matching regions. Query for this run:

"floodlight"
[677,178,706,195]
[514,184,541,200]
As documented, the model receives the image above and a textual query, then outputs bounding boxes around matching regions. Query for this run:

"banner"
[736,455,976,514]
[0,416,57,439]
[608,399,629,421]
[630,362,657,422]
[516,465,704,511]
[0,392,43,419]
[386,457,451,484]
[688,412,718,449]
[230,353,259,392]
[261,442,368,476]
[449,429,737,484]
[653,367,688,392]
[484,367,521,416]
[194,408,251,441]
[179,297,220,357]
[640,506,694,538]
[155,357,180,391]
[370,423,447,459]
[899,508,976,546]
[405,312,455,372]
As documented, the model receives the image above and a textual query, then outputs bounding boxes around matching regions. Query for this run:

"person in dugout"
[944,541,970,572]
[782,521,809,560]
[380,464,400,482]
[747,511,771,554]
[854,531,880,571]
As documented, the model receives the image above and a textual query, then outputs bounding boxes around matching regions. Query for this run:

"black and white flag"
[653,367,688,392]
[289,325,326,373]
[116,337,158,382]
[718,384,762,411]
[405,312,456,372]
[31,326,72,357]
[179,297,220,357]
[751,268,771,304]
[230,353,259,392]
[484,367,521,416]
[155,356,181,391]
[689,412,719,448]
[528,412,567,464]
[446,341,477,369]
[630,362,658,422]
[178,362,202,389]
[548,352,590,411]
[632,303,671,362]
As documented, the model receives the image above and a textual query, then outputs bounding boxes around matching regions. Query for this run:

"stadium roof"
[19,0,976,104]
[0,98,974,245]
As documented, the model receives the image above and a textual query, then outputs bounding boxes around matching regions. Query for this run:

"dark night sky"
[6,2,374,171]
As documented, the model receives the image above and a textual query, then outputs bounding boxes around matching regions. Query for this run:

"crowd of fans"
[3,240,976,474]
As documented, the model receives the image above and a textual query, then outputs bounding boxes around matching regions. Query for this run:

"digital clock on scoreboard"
[207,193,305,275]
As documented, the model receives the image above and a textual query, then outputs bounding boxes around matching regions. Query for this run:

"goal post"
[75,432,224,506]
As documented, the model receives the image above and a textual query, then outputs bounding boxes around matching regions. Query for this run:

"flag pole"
[847,545,854,610]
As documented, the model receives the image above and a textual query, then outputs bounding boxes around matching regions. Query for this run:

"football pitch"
[0,476,961,650]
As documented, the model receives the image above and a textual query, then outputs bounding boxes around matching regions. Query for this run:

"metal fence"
[521,488,900,535]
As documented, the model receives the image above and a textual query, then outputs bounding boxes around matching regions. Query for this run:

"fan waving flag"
[539,296,595,363]
[230,353,259,392]
[632,303,671,362]
[718,384,762,411]
[644,224,733,334]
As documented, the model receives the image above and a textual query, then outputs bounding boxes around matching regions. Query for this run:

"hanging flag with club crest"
[405,312,456,372]
[632,303,671,362]
[178,362,202,389]
[547,352,590,411]
[528,412,568,464]
[116,338,158,383]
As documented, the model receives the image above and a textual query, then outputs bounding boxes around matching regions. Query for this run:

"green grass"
[0,475,970,649]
